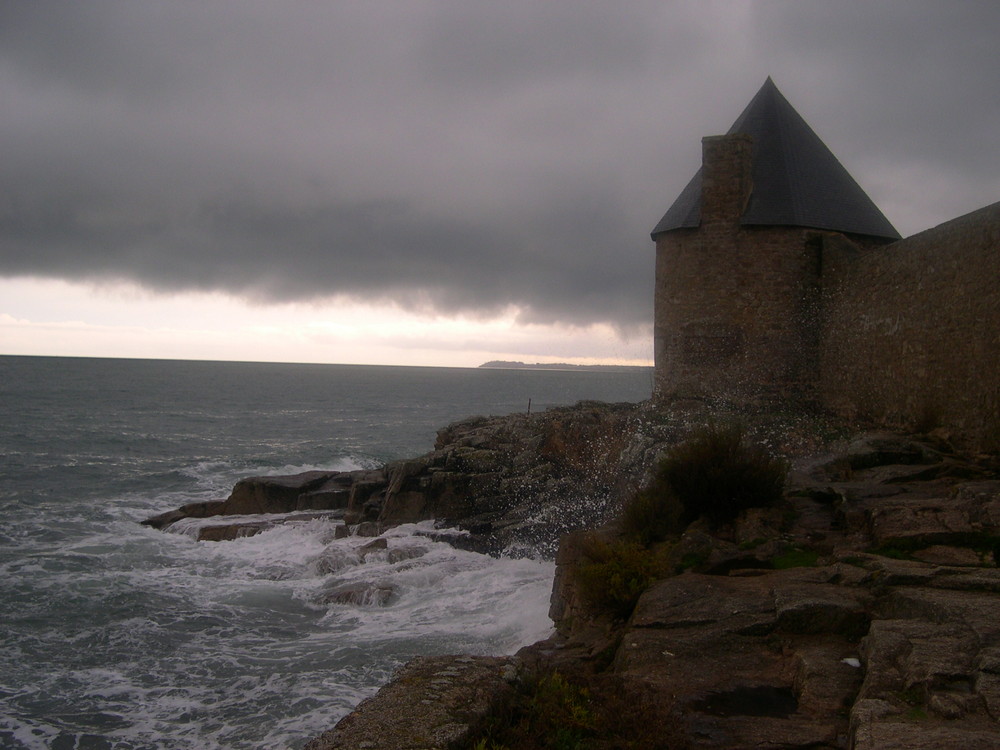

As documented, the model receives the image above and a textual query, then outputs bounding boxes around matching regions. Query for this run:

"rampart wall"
[819,202,1000,449]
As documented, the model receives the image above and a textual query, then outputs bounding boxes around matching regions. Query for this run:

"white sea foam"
[38,514,554,748]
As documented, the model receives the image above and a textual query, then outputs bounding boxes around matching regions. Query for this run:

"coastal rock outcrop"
[141,402,1000,748]
[142,401,667,555]
[532,432,1000,750]
[308,426,1000,749]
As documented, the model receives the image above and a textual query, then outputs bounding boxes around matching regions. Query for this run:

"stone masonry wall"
[819,201,1000,449]
[654,134,820,401]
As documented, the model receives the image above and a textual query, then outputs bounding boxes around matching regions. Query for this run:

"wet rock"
[197,521,271,542]
[303,656,518,750]
[358,538,388,560]
[320,582,396,607]
[224,471,340,515]
[533,428,1000,749]
[312,546,359,575]
[140,500,225,529]
[194,510,344,542]
[137,404,1000,747]
[298,480,353,511]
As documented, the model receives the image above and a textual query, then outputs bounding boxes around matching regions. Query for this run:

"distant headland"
[478,360,650,372]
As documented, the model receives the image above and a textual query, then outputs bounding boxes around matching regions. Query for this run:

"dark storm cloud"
[2,1,998,327]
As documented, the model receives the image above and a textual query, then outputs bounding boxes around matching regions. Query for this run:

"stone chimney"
[699,133,753,225]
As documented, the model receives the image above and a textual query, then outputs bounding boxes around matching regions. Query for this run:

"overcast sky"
[2,1,998,366]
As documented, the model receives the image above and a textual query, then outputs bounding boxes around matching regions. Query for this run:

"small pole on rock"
[527,398,532,415]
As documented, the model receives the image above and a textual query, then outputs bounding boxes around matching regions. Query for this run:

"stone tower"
[651,78,899,403]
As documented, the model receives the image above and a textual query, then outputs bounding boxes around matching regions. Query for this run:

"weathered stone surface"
[866,495,996,547]
[354,521,383,538]
[298,475,354,510]
[911,544,989,566]
[303,656,518,750]
[773,582,870,638]
[853,722,1000,750]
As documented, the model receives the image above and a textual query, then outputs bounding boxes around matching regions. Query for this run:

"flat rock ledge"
[303,656,518,750]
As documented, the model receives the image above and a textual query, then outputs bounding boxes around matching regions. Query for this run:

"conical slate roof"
[651,78,900,240]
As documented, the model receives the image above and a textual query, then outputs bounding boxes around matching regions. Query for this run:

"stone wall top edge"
[891,199,1000,248]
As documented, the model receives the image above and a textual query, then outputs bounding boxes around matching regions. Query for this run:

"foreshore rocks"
[142,401,671,554]
[300,418,1000,749]
[141,401,1000,748]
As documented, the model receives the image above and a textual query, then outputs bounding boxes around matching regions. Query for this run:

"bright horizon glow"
[0,278,654,368]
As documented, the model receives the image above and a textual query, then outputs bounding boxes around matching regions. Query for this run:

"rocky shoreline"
[143,400,668,557]
[143,401,1000,749]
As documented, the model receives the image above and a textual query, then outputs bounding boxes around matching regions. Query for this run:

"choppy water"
[0,356,651,749]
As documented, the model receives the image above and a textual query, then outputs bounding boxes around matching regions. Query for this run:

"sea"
[0,356,652,750]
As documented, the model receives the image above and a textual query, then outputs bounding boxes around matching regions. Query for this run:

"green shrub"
[468,671,594,750]
[575,536,661,620]
[771,547,819,569]
[655,422,788,527]
[619,485,684,547]
[465,669,683,750]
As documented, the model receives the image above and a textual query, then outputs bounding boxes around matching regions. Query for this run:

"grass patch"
[679,549,710,572]
[898,684,928,719]
[771,547,820,569]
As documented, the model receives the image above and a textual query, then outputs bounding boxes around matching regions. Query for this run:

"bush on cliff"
[575,535,664,620]
[467,668,683,750]
[654,422,788,528]
[619,485,684,547]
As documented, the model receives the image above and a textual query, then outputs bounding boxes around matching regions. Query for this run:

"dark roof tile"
[652,78,900,241]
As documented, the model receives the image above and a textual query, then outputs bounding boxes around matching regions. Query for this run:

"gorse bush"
[619,485,684,547]
[573,424,786,620]
[469,671,595,750]
[467,669,683,750]
[575,535,663,620]
[655,422,788,527]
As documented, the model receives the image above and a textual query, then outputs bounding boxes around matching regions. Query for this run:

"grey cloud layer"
[2,1,998,327]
